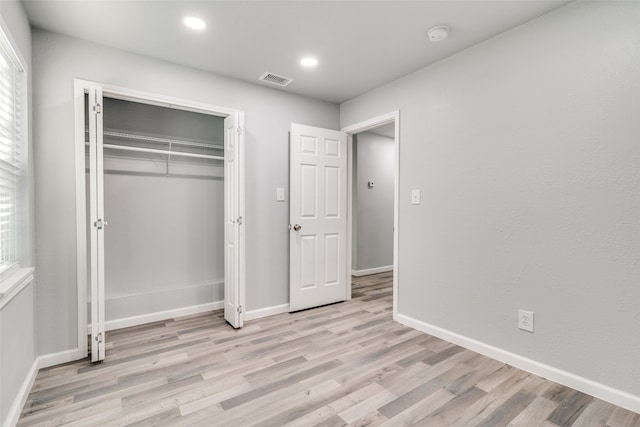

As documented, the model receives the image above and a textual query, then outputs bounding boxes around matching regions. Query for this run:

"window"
[0,24,31,302]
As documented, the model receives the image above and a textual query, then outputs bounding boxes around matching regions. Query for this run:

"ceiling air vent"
[259,72,293,87]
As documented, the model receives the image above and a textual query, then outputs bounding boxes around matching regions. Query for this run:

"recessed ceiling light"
[428,25,449,42]
[300,57,318,67]
[184,16,206,30]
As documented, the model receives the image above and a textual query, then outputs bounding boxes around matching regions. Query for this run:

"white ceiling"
[22,0,571,104]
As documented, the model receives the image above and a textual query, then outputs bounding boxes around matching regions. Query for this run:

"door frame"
[73,79,246,358]
[342,110,400,320]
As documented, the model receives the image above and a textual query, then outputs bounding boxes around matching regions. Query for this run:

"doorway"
[74,80,246,361]
[344,111,399,320]
[351,124,395,277]
[288,112,399,318]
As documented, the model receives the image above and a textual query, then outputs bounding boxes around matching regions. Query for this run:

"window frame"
[0,18,33,307]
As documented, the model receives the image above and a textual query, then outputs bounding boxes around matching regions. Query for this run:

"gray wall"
[0,0,35,424]
[0,285,35,425]
[103,97,225,144]
[102,170,224,321]
[341,1,640,397]
[353,132,394,272]
[33,30,339,356]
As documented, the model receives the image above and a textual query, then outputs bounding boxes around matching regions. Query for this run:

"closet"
[78,82,244,362]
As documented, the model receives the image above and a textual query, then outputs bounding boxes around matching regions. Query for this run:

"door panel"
[301,164,317,218]
[324,233,340,285]
[95,86,106,362]
[290,124,347,312]
[325,166,340,217]
[88,86,106,362]
[224,113,243,328]
[301,235,317,289]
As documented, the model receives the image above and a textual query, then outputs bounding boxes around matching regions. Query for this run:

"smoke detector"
[428,25,449,42]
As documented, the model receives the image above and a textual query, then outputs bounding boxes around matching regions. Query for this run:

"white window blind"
[0,28,24,275]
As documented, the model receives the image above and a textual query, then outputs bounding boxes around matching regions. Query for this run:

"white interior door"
[87,86,106,362]
[289,124,348,311]
[224,113,244,327]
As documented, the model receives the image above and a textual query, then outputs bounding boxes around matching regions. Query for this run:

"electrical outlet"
[518,310,534,332]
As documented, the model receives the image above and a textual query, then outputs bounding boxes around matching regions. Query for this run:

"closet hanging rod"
[102,143,224,160]
[105,130,224,150]
[86,129,224,150]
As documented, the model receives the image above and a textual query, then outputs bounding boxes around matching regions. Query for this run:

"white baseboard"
[4,348,81,427]
[99,281,223,322]
[37,348,81,370]
[244,303,290,322]
[89,301,224,333]
[351,265,393,277]
[397,313,640,414]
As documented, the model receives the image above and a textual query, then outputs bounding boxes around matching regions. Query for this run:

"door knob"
[293,224,301,231]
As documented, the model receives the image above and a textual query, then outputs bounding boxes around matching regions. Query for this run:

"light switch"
[276,187,285,202]
[411,189,421,205]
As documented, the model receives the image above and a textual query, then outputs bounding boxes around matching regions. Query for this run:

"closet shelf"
[103,143,224,161]
[104,130,224,150]
[85,129,224,150]
[84,128,225,161]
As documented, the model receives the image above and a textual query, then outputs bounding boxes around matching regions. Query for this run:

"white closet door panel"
[88,86,106,362]
[95,86,106,362]
[224,113,243,328]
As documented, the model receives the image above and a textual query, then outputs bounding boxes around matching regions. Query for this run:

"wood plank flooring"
[18,272,640,426]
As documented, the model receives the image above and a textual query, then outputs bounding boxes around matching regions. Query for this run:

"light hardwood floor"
[19,272,640,426]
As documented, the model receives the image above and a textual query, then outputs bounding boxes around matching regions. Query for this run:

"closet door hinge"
[236,127,242,135]
[237,305,243,314]
[94,218,108,229]
[93,104,102,114]
[94,332,103,344]
[237,216,243,225]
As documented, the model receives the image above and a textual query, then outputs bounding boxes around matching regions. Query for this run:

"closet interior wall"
[86,97,225,327]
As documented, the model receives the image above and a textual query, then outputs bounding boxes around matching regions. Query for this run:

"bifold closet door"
[82,84,245,358]
[224,113,243,328]
[87,86,106,362]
